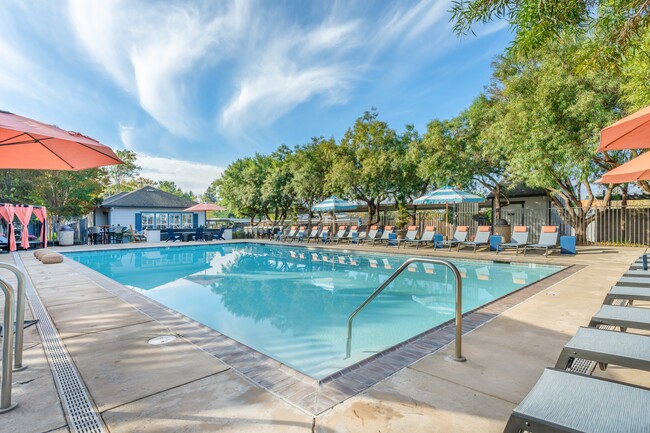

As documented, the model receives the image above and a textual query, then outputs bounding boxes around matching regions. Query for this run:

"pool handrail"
[0,276,17,413]
[345,257,466,362]
[0,263,27,371]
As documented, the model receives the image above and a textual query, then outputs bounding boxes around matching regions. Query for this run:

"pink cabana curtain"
[14,205,33,249]
[33,207,47,248]
[0,204,17,252]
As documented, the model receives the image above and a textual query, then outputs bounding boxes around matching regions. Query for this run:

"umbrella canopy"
[312,196,357,212]
[597,151,650,184]
[184,203,226,212]
[413,186,484,205]
[0,110,122,170]
[599,105,650,152]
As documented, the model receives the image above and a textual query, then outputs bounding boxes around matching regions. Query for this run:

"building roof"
[487,184,547,199]
[101,186,197,209]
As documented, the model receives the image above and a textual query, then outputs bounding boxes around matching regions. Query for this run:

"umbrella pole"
[445,203,449,239]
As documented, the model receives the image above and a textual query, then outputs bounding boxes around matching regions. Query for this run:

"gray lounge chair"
[360,225,379,244]
[289,226,306,242]
[503,368,650,433]
[497,226,529,255]
[623,269,650,278]
[331,226,348,244]
[339,226,359,244]
[604,285,650,305]
[401,226,436,249]
[279,226,297,241]
[440,226,469,250]
[524,226,559,256]
[458,226,491,252]
[616,276,650,287]
[370,226,394,245]
[395,226,419,248]
[306,226,321,243]
[589,304,650,332]
[555,326,650,372]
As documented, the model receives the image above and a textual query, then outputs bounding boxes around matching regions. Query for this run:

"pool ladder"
[346,257,466,362]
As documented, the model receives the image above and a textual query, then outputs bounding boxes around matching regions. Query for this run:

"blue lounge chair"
[497,226,529,255]
[458,226,491,252]
[213,227,225,240]
[166,228,181,242]
[524,226,559,257]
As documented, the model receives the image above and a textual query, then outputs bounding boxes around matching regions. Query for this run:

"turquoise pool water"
[67,244,561,378]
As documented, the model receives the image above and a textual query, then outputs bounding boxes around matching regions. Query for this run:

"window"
[169,213,181,229]
[142,213,155,229]
[182,213,193,229]
[155,213,168,229]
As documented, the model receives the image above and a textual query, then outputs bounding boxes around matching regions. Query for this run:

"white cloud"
[138,154,224,193]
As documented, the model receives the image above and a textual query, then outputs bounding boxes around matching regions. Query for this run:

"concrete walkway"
[0,242,647,433]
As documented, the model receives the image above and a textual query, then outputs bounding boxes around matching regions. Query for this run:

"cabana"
[0,203,48,252]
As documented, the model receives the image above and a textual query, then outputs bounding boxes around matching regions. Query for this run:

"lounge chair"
[524,226,559,256]
[360,225,379,244]
[289,226,306,242]
[496,226,529,255]
[555,326,650,372]
[306,226,321,243]
[370,226,394,246]
[589,304,650,332]
[339,226,358,244]
[395,226,419,248]
[458,226,491,252]
[331,226,348,244]
[166,228,181,242]
[440,226,469,250]
[279,226,297,241]
[320,226,330,242]
[604,285,650,305]
[503,368,650,433]
[400,226,436,249]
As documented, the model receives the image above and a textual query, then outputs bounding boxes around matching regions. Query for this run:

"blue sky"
[1,0,510,193]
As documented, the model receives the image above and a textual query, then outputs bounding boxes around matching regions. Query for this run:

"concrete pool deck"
[1,241,649,432]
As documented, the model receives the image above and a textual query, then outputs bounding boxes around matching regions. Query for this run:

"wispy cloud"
[137,154,224,193]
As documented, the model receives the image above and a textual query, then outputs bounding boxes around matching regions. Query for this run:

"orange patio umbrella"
[0,110,122,170]
[599,105,650,152]
[184,203,226,212]
[597,151,650,184]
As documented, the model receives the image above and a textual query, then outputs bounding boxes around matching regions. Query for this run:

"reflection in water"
[67,244,561,379]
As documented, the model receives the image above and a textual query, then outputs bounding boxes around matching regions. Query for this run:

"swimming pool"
[67,244,561,379]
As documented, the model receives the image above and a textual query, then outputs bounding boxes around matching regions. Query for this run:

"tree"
[328,110,401,225]
[451,0,650,67]
[104,149,141,196]
[260,145,295,225]
[216,155,269,224]
[157,180,196,201]
[289,137,337,228]
[487,41,623,239]
[398,125,430,224]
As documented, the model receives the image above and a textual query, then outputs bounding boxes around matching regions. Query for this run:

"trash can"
[57,225,74,246]
[490,235,503,252]
[493,219,511,243]
[560,236,576,254]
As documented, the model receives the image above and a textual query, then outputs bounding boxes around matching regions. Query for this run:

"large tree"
[260,145,295,225]
[216,155,270,224]
[104,149,141,196]
[328,110,402,225]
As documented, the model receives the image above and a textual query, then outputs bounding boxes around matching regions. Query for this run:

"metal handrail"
[0,263,27,371]
[346,257,466,362]
[0,276,17,413]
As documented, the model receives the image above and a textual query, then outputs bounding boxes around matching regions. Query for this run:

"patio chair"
[604,285,650,305]
[114,226,128,243]
[502,368,650,433]
[166,228,181,242]
[213,227,225,240]
[458,226,491,252]
[496,226,529,255]
[439,226,469,250]
[320,226,331,242]
[360,225,379,244]
[589,304,650,332]
[524,226,559,256]
[395,226,419,248]
[400,226,436,249]
[331,226,348,243]
[370,226,394,246]
[555,326,650,372]
[279,226,297,241]
[306,226,321,243]
[191,226,205,241]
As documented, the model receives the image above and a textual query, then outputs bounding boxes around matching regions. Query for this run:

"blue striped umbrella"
[312,196,357,212]
[414,187,484,238]
[413,186,484,205]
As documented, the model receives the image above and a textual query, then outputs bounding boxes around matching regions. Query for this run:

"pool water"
[67,244,561,379]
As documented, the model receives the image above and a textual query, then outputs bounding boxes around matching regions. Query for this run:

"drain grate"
[13,254,107,433]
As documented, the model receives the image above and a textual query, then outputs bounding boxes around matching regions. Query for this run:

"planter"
[395,229,408,239]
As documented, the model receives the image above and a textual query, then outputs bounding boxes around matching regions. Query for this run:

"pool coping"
[62,241,582,415]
